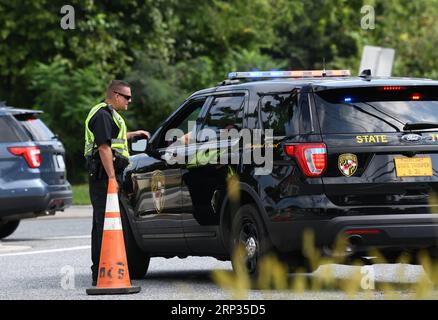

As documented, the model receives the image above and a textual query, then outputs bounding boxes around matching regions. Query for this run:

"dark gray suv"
[0,102,72,239]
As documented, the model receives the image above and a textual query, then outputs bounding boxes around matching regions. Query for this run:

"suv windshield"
[315,86,438,134]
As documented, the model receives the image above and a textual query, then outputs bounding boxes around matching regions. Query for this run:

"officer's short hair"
[106,80,131,96]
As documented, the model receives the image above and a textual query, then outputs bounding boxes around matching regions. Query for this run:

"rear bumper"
[267,214,438,253]
[0,181,72,220]
[323,214,438,250]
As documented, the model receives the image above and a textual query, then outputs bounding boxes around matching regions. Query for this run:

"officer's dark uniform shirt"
[88,104,119,149]
[87,104,121,180]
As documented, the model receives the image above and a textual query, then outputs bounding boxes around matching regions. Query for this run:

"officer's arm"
[98,143,116,180]
[127,130,150,140]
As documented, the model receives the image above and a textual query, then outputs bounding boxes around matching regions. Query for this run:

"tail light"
[411,93,422,101]
[8,146,41,168]
[283,143,327,177]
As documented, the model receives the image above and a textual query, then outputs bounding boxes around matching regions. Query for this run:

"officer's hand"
[181,132,192,145]
[108,177,119,193]
[135,130,151,139]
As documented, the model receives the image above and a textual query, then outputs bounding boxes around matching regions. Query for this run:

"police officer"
[84,80,150,286]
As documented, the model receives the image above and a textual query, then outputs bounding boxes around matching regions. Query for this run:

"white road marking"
[0,244,32,253]
[0,245,91,257]
[41,235,91,240]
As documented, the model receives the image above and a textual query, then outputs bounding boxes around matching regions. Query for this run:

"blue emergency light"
[228,70,351,80]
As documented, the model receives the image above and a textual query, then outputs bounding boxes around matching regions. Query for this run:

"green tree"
[361,0,438,79]
[0,0,180,181]
[29,58,109,183]
[271,0,362,70]
[0,0,177,107]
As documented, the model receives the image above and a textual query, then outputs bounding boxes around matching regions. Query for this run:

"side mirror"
[131,138,148,154]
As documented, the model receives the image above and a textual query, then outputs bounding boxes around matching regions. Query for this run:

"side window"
[0,115,29,142]
[259,92,300,136]
[157,98,206,148]
[176,106,201,133]
[201,95,245,135]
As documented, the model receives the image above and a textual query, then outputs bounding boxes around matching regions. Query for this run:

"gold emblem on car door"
[151,170,165,213]
[338,153,358,177]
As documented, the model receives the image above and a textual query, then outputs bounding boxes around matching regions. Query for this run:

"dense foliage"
[1,0,437,182]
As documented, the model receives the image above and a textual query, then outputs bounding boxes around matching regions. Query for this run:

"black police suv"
[0,103,72,238]
[118,70,438,278]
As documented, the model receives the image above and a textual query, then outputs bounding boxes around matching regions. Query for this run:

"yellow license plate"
[394,156,433,177]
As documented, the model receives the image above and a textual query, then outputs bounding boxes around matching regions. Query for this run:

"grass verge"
[72,184,90,205]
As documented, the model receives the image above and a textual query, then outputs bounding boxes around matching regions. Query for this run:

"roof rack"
[227,69,351,80]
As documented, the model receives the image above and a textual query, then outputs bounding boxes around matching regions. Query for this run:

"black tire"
[120,205,150,279]
[230,204,272,276]
[0,220,20,239]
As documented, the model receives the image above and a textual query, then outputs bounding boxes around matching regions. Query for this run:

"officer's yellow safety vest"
[84,102,129,159]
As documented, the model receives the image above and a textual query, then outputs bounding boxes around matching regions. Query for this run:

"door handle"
[161,149,178,158]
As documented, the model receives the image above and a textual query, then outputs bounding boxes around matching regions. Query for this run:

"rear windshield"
[16,116,56,141]
[314,86,438,134]
[0,115,30,142]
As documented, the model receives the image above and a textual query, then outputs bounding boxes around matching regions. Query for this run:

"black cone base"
[86,285,141,295]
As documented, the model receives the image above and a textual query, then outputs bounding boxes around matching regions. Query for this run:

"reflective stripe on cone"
[103,218,123,231]
[105,194,120,213]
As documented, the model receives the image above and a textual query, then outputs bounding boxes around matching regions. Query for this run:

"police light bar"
[228,70,351,80]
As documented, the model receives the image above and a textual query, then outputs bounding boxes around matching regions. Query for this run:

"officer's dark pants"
[89,176,108,282]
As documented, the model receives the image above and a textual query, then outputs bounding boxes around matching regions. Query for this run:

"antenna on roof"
[359,69,372,81]
[322,58,327,77]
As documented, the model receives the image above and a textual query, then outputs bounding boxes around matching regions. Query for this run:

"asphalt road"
[0,206,437,300]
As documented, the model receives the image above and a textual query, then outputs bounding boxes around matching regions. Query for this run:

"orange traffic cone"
[86,178,141,295]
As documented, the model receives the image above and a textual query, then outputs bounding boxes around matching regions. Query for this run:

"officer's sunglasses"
[114,91,131,101]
